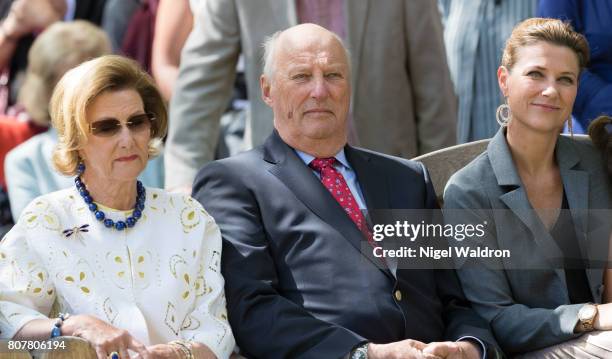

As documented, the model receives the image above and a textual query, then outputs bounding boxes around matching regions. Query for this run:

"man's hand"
[423,341,481,359]
[367,339,429,359]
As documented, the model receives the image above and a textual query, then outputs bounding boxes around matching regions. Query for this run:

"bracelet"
[50,313,70,338]
[169,340,194,359]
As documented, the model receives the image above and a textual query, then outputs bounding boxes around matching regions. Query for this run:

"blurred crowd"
[1,0,610,236]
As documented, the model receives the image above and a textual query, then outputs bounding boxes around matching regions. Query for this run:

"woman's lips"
[532,103,560,110]
[116,155,138,162]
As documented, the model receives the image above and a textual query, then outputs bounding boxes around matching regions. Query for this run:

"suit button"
[394,290,402,301]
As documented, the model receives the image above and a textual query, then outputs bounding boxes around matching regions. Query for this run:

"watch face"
[351,346,368,359]
[351,349,367,359]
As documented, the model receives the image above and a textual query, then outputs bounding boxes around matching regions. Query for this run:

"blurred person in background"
[101,0,139,53]
[0,20,109,235]
[151,0,193,102]
[0,0,105,112]
[588,115,612,179]
[152,0,246,161]
[439,0,536,143]
[4,21,164,223]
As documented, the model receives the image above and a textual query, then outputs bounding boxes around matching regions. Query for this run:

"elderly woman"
[444,18,612,357]
[0,55,235,359]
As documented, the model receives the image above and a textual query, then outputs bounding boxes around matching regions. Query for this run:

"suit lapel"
[498,189,565,264]
[489,130,565,281]
[264,132,392,277]
[345,147,389,211]
[345,147,397,278]
[557,137,589,246]
[556,137,603,300]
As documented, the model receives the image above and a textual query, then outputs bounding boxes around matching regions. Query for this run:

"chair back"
[412,139,489,205]
[412,134,592,205]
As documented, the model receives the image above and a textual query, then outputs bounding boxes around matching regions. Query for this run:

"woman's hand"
[63,314,150,359]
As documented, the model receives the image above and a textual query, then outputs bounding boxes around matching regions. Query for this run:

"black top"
[550,192,593,304]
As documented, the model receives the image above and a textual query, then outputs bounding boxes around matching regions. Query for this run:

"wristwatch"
[578,303,598,331]
[350,343,369,359]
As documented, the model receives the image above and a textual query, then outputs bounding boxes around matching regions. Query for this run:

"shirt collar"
[294,148,352,170]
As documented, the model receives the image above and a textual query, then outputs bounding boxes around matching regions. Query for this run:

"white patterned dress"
[0,187,235,358]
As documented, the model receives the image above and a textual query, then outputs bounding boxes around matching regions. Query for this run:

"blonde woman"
[0,55,234,358]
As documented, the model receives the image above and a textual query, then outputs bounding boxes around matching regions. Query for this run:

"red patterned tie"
[309,158,374,244]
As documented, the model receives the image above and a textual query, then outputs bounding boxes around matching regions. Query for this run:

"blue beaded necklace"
[74,163,146,231]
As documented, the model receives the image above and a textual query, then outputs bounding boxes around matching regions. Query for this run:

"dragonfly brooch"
[62,224,90,243]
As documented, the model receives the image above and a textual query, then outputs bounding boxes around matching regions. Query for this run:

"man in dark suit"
[192,24,500,359]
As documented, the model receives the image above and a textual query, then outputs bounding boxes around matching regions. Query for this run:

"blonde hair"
[51,55,168,176]
[501,18,590,71]
[18,21,111,126]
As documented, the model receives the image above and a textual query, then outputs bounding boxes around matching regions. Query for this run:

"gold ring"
[108,351,120,359]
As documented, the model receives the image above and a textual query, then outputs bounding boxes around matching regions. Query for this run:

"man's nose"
[310,76,329,100]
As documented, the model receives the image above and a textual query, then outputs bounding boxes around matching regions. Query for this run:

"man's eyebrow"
[287,64,346,71]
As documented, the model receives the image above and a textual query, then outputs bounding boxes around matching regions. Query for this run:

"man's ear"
[497,66,510,97]
[261,75,273,107]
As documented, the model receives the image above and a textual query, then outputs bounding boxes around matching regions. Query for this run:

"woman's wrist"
[58,313,84,337]
[50,313,70,338]
[169,340,194,359]
[166,343,186,359]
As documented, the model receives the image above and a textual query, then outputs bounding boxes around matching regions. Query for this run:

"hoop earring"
[496,102,511,127]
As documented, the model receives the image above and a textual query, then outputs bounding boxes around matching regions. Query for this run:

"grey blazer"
[443,128,612,354]
[164,0,457,189]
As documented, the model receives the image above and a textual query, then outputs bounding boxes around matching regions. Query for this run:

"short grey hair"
[261,29,352,80]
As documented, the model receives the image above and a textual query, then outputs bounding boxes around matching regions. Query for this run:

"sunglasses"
[89,113,156,137]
